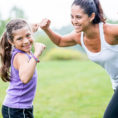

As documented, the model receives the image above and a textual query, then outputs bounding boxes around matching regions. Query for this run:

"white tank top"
[80,22,118,90]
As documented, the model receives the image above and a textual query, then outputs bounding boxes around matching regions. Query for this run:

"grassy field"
[0,60,113,118]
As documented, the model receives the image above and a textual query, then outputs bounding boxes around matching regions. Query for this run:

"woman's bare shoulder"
[69,31,82,45]
[103,23,118,36]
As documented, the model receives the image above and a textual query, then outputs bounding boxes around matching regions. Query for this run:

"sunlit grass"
[0,60,113,118]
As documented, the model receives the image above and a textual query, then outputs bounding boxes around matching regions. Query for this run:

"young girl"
[0,18,45,118]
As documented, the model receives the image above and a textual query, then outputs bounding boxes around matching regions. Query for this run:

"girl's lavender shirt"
[3,48,37,108]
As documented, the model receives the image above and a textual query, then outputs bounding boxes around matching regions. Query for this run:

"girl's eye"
[17,37,22,40]
[26,34,31,38]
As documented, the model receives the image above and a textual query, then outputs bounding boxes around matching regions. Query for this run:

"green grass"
[0,60,113,118]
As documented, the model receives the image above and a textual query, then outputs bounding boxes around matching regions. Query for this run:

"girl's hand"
[39,18,51,30]
[31,23,39,32]
[34,42,46,58]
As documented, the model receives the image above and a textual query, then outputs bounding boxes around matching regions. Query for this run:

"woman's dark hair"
[72,0,106,24]
[0,18,29,82]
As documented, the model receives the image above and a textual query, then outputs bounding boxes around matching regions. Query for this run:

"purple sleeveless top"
[3,48,37,108]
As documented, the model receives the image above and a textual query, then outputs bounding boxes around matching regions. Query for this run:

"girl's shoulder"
[13,52,29,70]
[12,48,30,60]
[14,52,29,63]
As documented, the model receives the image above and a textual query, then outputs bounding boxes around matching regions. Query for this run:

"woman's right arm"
[39,18,80,47]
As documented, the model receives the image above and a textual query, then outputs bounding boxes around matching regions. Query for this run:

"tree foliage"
[0,6,27,37]
[9,6,27,19]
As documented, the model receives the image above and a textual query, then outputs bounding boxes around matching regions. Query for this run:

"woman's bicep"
[105,24,118,37]
[59,32,80,47]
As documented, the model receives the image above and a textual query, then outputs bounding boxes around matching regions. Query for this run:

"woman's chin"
[75,29,81,33]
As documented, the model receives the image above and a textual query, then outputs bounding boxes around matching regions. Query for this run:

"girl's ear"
[8,39,14,46]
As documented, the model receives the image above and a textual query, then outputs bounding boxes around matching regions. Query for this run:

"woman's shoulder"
[103,23,118,36]
[71,31,82,45]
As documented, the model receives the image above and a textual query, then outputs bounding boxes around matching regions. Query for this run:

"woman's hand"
[39,18,51,31]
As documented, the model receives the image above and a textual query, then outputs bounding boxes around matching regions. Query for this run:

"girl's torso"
[3,48,37,109]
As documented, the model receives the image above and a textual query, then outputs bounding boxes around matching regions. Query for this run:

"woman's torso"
[80,22,118,90]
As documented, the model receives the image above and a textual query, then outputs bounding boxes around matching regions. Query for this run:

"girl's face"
[12,26,33,53]
[71,5,92,33]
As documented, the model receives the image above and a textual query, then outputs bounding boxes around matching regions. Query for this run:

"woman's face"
[71,5,92,33]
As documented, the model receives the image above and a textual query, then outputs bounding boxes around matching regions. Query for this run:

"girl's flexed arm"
[14,43,46,84]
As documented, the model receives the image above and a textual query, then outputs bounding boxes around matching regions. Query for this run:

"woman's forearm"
[44,28,62,46]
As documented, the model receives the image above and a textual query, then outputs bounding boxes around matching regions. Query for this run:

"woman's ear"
[89,12,95,22]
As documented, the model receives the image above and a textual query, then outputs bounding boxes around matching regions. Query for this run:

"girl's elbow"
[21,78,29,84]
[20,75,29,84]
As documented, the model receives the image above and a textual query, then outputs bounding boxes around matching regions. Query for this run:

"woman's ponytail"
[93,0,106,23]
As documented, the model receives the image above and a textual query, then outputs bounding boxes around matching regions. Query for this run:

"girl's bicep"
[13,53,29,70]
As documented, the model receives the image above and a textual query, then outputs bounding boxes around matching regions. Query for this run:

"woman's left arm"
[104,24,118,44]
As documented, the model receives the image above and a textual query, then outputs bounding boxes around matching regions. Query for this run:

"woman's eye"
[76,15,81,19]
[71,15,74,19]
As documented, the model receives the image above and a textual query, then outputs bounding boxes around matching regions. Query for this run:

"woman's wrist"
[44,28,51,33]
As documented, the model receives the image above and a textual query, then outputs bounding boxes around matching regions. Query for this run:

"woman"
[39,0,118,117]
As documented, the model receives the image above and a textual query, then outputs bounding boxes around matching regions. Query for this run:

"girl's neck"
[14,48,31,55]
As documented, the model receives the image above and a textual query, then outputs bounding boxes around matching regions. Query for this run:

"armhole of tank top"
[99,22,107,47]
[11,52,19,71]
[80,32,88,52]
[11,52,31,70]
[80,32,84,47]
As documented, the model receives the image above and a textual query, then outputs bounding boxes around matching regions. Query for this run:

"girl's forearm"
[19,58,37,84]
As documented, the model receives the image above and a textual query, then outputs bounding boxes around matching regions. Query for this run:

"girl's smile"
[12,26,33,53]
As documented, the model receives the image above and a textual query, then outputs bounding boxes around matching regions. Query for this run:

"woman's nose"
[72,18,78,25]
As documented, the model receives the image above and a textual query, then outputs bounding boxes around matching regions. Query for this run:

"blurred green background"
[0,6,117,118]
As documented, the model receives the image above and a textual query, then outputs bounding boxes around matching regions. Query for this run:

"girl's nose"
[23,38,29,44]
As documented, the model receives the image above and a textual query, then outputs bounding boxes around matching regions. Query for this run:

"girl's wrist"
[34,52,40,58]
[31,53,40,63]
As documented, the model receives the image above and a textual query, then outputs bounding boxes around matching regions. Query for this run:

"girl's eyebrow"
[17,36,23,40]
[14,35,22,39]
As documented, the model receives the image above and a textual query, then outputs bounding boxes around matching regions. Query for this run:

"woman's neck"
[83,23,99,39]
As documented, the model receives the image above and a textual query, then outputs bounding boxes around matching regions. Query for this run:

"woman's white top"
[80,22,118,90]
